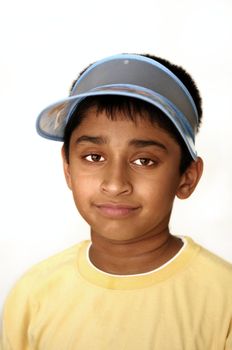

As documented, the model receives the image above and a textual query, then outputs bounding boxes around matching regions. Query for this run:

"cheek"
[70,173,98,209]
[135,173,180,208]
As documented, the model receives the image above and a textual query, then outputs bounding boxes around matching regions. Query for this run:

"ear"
[176,157,203,199]
[61,145,72,190]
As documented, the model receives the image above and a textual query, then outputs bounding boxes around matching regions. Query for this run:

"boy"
[1,54,232,349]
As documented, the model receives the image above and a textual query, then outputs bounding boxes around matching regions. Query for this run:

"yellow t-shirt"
[1,237,232,350]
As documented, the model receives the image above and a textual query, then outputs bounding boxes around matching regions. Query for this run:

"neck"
[89,229,183,275]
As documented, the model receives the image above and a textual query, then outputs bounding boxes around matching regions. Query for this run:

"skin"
[62,107,203,275]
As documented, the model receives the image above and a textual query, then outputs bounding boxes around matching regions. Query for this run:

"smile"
[94,203,140,218]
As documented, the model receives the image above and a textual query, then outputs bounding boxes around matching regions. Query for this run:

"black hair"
[64,54,203,174]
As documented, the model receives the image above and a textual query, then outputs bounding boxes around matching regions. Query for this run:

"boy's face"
[62,108,200,242]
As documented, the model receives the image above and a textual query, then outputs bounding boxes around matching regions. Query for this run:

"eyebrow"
[75,135,167,151]
[129,139,167,151]
[75,135,107,145]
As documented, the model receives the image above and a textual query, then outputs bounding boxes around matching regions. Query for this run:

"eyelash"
[83,154,158,167]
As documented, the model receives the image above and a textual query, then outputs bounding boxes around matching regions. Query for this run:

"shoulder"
[1,241,90,347]
[186,237,232,289]
[20,240,87,279]
[198,244,232,275]
[4,240,89,307]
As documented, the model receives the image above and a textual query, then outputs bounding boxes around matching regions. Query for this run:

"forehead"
[72,107,158,133]
[65,96,185,150]
[70,108,180,151]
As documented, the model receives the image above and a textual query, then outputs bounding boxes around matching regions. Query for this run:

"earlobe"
[176,157,203,199]
[61,146,72,190]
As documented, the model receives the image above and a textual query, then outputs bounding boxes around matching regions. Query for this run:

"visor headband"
[71,54,199,133]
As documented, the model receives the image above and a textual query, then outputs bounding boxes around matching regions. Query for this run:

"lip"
[94,202,140,218]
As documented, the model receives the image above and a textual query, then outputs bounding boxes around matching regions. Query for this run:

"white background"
[0,0,232,311]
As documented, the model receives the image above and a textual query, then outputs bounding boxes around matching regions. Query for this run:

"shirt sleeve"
[0,275,38,350]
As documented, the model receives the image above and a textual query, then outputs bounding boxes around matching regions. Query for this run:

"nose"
[100,160,133,196]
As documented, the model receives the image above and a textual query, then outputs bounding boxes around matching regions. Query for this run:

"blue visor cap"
[36,54,199,159]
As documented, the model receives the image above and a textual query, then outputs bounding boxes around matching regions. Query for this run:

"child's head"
[36,54,203,241]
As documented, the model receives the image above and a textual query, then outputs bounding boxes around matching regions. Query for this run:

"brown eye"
[133,158,155,166]
[85,154,104,162]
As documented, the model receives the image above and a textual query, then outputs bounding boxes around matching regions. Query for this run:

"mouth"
[94,202,140,218]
